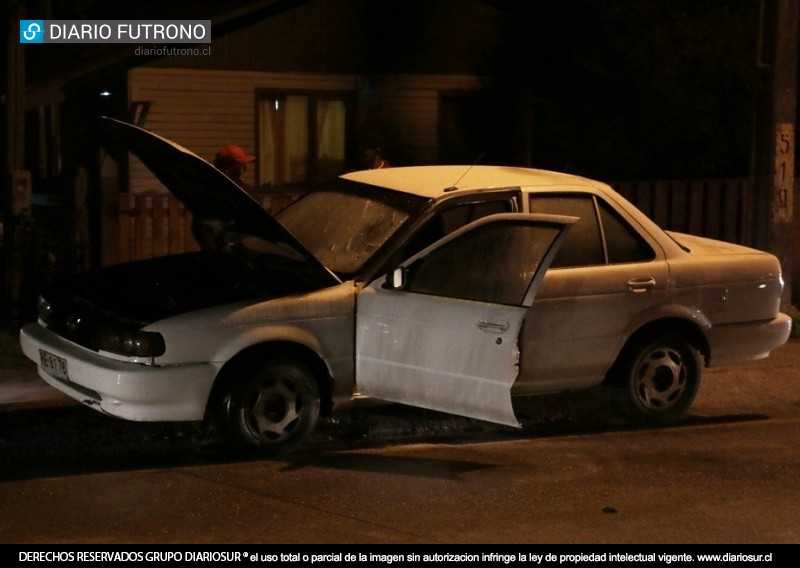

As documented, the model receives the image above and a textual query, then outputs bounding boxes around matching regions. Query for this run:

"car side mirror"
[384,267,406,290]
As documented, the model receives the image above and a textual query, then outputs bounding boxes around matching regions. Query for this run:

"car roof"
[340,165,602,199]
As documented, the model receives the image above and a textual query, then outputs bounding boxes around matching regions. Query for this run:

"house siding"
[127,67,360,193]
[126,68,486,193]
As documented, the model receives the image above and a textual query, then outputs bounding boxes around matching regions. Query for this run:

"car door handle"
[627,277,656,293]
[476,320,510,333]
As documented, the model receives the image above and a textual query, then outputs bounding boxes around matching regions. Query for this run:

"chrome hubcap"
[634,347,687,410]
[245,379,301,441]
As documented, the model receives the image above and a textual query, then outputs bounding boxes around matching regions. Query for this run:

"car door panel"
[356,213,574,426]
[518,262,670,388]
[357,290,526,426]
[518,191,670,389]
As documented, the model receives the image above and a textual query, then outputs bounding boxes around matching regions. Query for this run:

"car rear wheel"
[608,333,700,425]
[217,359,320,453]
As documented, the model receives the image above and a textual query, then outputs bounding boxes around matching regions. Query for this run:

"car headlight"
[94,327,166,358]
[37,293,165,357]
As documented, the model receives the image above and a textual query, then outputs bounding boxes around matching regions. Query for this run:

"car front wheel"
[608,333,700,425]
[217,358,320,453]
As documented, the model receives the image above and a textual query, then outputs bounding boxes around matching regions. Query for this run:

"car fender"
[211,323,331,372]
[149,282,355,366]
[614,302,712,361]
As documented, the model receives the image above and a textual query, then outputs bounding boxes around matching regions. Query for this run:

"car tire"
[217,358,320,453]
[608,333,700,425]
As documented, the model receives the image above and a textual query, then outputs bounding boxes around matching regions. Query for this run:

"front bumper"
[705,312,793,367]
[20,323,220,422]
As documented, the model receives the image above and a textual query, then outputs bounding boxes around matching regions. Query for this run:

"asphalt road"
[1,340,799,544]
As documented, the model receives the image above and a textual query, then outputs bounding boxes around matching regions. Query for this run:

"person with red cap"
[213,145,256,197]
[194,145,258,248]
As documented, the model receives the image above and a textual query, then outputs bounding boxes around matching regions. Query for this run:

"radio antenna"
[443,150,487,192]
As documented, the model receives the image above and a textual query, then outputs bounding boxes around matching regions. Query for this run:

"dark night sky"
[484,0,761,179]
[359,0,763,179]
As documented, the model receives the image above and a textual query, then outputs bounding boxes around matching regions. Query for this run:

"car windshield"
[276,179,428,278]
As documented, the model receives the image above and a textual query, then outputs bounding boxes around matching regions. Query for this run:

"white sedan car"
[20,118,792,452]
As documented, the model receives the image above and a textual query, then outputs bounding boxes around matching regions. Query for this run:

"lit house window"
[257,92,351,189]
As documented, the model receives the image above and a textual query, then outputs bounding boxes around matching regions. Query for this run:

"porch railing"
[115,193,298,264]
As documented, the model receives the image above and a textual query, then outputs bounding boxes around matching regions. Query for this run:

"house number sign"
[774,123,794,223]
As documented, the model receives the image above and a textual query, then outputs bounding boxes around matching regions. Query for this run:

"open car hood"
[99,117,339,287]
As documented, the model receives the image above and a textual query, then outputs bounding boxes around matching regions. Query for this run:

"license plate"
[39,349,69,381]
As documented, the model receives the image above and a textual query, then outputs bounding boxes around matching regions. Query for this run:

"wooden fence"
[115,193,298,264]
[611,179,752,247]
[115,179,751,264]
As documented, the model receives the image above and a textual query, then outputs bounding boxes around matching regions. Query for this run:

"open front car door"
[356,213,575,426]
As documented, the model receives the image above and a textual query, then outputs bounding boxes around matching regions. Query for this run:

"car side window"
[405,221,561,305]
[529,193,655,267]
[403,198,515,260]
[599,200,655,263]
[528,195,603,267]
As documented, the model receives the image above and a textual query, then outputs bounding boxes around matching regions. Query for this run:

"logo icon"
[20,20,44,43]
